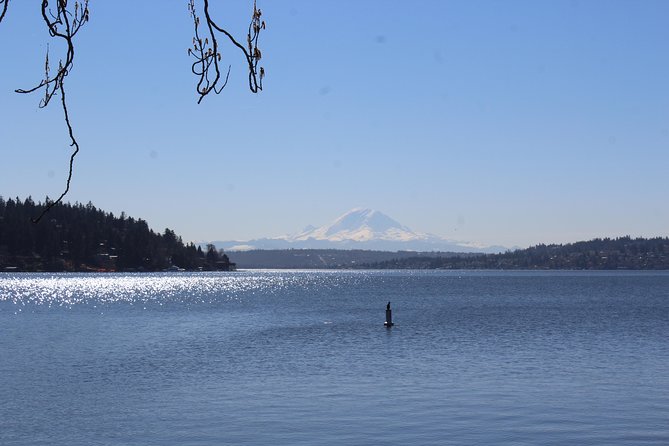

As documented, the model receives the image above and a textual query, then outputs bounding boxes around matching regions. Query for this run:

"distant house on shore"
[216,253,237,271]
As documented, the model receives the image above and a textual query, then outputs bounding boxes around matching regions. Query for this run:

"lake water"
[1,270,668,445]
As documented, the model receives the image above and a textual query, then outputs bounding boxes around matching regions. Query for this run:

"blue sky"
[1,0,667,248]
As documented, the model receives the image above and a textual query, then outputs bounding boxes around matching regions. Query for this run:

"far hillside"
[361,237,669,270]
[228,249,478,269]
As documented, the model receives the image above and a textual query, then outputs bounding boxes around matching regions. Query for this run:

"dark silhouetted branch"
[0,0,9,24]
[188,0,265,104]
[14,0,89,222]
[31,81,80,223]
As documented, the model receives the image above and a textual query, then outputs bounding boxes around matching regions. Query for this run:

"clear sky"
[1,0,667,248]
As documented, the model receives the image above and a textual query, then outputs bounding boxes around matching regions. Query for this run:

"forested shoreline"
[0,197,234,272]
[362,237,669,270]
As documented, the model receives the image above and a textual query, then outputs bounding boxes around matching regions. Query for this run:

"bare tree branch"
[0,0,8,24]
[32,80,80,223]
[16,1,89,106]
[188,0,265,103]
[13,0,89,222]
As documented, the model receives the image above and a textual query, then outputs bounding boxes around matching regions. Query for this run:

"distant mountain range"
[211,208,507,253]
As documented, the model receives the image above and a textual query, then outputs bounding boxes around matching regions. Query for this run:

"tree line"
[0,197,234,272]
[363,237,669,270]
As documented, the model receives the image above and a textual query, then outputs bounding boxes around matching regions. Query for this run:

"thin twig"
[31,80,79,223]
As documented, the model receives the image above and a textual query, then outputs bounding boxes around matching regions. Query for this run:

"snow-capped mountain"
[210,208,506,253]
[289,208,421,243]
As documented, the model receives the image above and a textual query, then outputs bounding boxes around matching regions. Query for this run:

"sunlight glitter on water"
[0,270,374,309]
[0,272,287,307]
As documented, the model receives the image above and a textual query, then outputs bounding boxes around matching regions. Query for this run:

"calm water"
[1,270,668,445]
